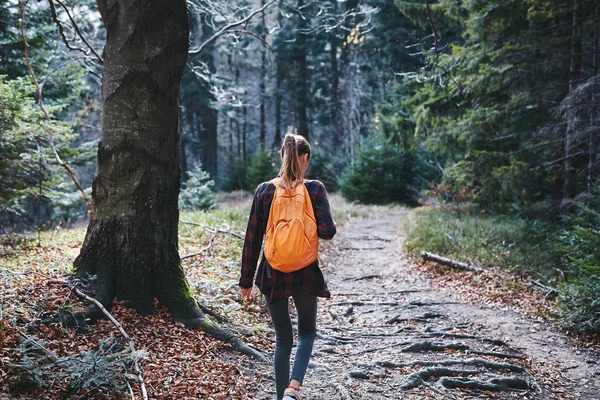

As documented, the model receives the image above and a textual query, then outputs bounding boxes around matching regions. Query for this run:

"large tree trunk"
[75,0,201,325]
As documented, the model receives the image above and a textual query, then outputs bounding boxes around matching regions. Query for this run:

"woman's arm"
[239,184,267,288]
[314,181,336,240]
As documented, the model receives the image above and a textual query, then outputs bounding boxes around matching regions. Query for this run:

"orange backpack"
[264,178,319,273]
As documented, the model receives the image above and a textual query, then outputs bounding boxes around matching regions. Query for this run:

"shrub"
[222,160,250,192]
[245,149,277,190]
[403,206,556,276]
[306,145,345,192]
[558,277,600,333]
[338,144,439,205]
[179,163,215,211]
[555,202,600,332]
[0,76,74,217]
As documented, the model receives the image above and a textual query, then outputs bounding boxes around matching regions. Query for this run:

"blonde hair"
[278,132,311,189]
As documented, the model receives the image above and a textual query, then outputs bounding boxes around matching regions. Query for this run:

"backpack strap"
[272,177,303,190]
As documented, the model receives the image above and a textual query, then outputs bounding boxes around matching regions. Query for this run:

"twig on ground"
[181,230,218,259]
[70,283,148,400]
[530,280,563,295]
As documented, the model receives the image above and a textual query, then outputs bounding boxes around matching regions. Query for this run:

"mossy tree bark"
[74,0,201,326]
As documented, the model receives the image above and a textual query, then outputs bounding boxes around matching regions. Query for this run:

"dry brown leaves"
[1,224,273,400]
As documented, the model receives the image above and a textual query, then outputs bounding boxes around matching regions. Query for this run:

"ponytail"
[278,132,311,189]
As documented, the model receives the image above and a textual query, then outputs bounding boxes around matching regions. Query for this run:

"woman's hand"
[240,286,252,302]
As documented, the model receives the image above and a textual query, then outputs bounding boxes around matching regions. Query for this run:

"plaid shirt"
[239,179,336,303]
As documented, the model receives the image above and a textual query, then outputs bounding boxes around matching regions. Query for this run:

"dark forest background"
[2,0,599,332]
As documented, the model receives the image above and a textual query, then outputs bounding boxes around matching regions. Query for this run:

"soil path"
[245,208,599,399]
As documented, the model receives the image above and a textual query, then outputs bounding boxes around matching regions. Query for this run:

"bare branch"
[71,283,148,400]
[54,0,104,64]
[425,0,439,69]
[188,0,277,56]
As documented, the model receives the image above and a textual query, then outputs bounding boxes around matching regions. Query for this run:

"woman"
[239,133,336,400]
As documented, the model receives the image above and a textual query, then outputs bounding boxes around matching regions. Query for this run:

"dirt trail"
[245,208,599,399]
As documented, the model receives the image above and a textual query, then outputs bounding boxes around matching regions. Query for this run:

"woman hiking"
[239,132,337,400]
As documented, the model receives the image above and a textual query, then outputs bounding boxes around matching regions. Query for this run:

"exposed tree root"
[406,300,457,307]
[331,301,401,306]
[421,330,508,346]
[439,376,532,392]
[398,340,523,359]
[350,371,390,380]
[182,314,267,362]
[374,358,525,373]
[316,332,354,344]
[401,367,480,390]
[400,341,469,353]
[345,235,392,242]
[348,341,412,356]
[45,280,267,362]
[343,274,384,281]
[387,312,443,324]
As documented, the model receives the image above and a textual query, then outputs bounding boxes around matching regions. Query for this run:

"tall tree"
[74,0,201,323]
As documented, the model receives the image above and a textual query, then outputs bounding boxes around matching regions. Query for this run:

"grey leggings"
[267,290,317,400]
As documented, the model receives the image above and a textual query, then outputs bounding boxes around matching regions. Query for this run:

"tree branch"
[188,0,277,56]
[425,0,439,69]
[53,0,104,64]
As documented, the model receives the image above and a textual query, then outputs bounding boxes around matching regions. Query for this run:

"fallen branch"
[421,251,484,273]
[181,230,218,259]
[70,283,148,400]
[179,221,245,240]
[530,280,563,295]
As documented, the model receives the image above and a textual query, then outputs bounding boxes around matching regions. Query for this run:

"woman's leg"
[289,290,317,387]
[267,297,294,400]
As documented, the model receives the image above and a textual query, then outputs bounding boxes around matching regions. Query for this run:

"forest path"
[245,207,599,400]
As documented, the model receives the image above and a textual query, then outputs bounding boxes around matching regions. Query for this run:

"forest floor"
[242,207,600,400]
[1,202,599,399]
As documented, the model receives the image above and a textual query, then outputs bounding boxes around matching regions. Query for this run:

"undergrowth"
[404,205,600,334]
[403,206,556,279]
